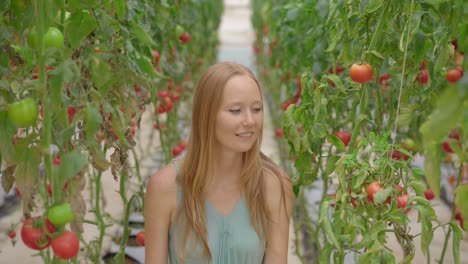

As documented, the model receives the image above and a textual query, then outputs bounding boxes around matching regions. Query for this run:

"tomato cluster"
[19,203,79,259]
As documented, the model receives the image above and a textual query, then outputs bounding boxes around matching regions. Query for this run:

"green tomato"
[27,27,39,49]
[8,98,39,128]
[44,27,64,49]
[48,203,74,226]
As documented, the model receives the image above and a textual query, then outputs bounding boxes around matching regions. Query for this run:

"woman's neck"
[211,152,244,189]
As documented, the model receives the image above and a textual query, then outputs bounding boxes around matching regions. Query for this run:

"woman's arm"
[263,171,293,264]
[144,164,178,264]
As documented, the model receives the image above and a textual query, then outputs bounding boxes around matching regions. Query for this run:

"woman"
[144,62,293,263]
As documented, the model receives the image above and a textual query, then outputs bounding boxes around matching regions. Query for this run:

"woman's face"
[215,75,263,155]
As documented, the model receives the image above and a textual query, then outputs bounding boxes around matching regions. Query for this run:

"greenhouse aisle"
[217,1,302,263]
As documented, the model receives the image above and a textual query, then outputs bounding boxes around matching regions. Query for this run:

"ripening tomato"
[349,63,373,83]
[48,203,74,226]
[51,230,80,259]
[366,181,384,203]
[334,131,351,147]
[136,231,145,246]
[8,98,39,128]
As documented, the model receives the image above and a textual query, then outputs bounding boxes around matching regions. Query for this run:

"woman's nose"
[243,111,255,126]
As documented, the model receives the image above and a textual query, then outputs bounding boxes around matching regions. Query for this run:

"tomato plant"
[252,0,466,262]
[0,0,224,262]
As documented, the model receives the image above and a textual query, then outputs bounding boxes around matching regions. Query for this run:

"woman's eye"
[229,109,241,114]
[253,107,262,113]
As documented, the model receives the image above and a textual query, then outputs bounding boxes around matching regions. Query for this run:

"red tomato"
[21,218,54,250]
[178,140,188,150]
[395,194,408,208]
[366,181,384,203]
[179,32,191,44]
[170,92,181,101]
[424,189,435,200]
[158,90,169,98]
[172,146,183,157]
[442,141,454,153]
[379,74,391,85]
[328,194,336,208]
[394,184,404,192]
[67,107,76,123]
[8,230,16,239]
[416,69,429,84]
[349,63,373,83]
[275,128,284,137]
[51,230,80,259]
[335,131,351,146]
[328,64,344,75]
[446,68,463,83]
[390,149,410,161]
[152,50,160,64]
[136,231,145,246]
[53,156,62,166]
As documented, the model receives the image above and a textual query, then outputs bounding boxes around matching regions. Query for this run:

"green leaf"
[90,58,112,94]
[130,22,155,47]
[422,143,441,196]
[66,10,98,48]
[54,149,87,181]
[0,111,17,165]
[84,104,103,140]
[374,188,391,204]
[285,7,299,22]
[434,43,452,74]
[283,105,301,152]
[113,0,127,19]
[328,134,346,152]
[410,180,427,197]
[319,243,334,263]
[454,184,468,220]
[15,145,40,211]
[366,0,384,14]
[450,221,462,264]
[319,199,341,251]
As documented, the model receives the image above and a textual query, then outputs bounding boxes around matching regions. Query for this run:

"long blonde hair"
[176,62,289,261]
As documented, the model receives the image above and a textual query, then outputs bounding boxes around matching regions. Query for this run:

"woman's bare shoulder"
[146,162,179,198]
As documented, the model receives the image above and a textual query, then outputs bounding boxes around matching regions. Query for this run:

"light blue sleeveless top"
[168,160,265,263]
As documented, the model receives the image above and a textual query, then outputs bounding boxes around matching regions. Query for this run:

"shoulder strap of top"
[171,158,183,205]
